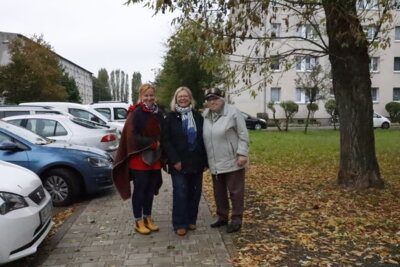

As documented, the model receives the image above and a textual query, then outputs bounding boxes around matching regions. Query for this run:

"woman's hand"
[237,155,247,166]
[174,161,182,171]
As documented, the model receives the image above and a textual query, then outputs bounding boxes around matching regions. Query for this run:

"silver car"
[3,114,119,154]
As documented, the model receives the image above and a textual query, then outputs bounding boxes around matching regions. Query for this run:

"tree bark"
[323,0,384,189]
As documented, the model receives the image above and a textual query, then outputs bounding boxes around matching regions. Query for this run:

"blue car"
[0,120,113,206]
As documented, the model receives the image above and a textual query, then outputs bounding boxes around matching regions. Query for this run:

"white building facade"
[0,31,93,104]
[229,2,400,125]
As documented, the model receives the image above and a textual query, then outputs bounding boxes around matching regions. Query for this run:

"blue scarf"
[175,104,197,148]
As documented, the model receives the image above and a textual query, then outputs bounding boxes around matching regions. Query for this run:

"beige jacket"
[202,103,249,175]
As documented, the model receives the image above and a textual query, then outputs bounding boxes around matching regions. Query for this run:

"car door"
[0,131,30,169]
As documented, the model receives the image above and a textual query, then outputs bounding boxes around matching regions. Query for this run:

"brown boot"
[135,220,151,235]
[144,217,159,232]
[188,224,196,230]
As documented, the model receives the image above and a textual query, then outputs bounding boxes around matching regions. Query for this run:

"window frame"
[369,57,379,72]
[296,56,319,72]
[393,88,400,101]
[394,57,400,72]
[270,87,281,103]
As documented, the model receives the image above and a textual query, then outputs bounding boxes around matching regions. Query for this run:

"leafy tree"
[0,35,67,104]
[61,72,81,103]
[109,69,129,102]
[325,99,339,130]
[295,65,331,133]
[93,68,112,102]
[385,102,400,123]
[267,101,282,131]
[131,72,142,103]
[280,101,299,131]
[126,0,397,189]
[156,20,226,109]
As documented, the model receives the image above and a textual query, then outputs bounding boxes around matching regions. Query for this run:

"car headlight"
[0,192,28,215]
[88,157,111,167]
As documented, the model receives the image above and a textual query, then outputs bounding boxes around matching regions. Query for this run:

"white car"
[373,113,391,129]
[19,102,125,133]
[88,102,130,123]
[0,160,53,264]
[3,114,119,154]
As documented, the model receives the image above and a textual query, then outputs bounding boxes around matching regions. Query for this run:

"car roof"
[2,113,72,120]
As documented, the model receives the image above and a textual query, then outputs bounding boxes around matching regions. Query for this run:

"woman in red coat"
[112,84,163,235]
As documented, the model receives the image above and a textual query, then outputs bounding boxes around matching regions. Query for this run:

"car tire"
[42,168,81,206]
[381,122,390,129]
[254,123,262,130]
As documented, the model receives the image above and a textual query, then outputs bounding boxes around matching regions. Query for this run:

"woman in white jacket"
[202,88,249,233]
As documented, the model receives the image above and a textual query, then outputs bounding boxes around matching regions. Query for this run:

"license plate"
[40,201,53,224]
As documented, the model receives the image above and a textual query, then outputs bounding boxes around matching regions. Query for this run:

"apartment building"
[229,2,400,124]
[0,31,93,104]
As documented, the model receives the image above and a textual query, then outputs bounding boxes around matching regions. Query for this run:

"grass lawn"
[203,129,400,266]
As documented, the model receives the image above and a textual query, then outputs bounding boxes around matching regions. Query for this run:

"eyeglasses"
[206,97,220,102]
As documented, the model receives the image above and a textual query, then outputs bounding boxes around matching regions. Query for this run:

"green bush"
[385,102,400,123]
[257,112,269,121]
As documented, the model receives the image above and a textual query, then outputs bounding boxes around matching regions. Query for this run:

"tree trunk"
[323,1,384,189]
[304,108,311,134]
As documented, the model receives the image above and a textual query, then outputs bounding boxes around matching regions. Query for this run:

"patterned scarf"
[129,102,158,114]
[175,104,197,147]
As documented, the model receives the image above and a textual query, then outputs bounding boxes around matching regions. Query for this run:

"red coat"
[112,104,163,200]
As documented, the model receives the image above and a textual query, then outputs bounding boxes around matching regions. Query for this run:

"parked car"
[241,112,267,130]
[19,102,125,133]
[88,101,130,123]
[3,114,118,154]
[0,120,114,206]
[373,113,391,129]
[0,105,64,119]
[0,160,53,264]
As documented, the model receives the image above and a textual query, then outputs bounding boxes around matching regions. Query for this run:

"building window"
[271,23,281,38]
[270,57,281,71]
[395,26,400,41]
[363,26,379,40]
[395,57,400,71]
[296,56,319,71]
[295,88,310,103]
[394,88,400,101]
[369,57,379,72]
[271,87,281,102]
[395,0,400,9]
[371,87,378,102]
[297,25,317,40]
[358,0,378,9]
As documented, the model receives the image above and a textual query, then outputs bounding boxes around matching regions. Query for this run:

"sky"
[0,0,177,83]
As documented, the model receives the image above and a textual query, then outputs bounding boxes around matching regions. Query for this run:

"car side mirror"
[0,141,21,151]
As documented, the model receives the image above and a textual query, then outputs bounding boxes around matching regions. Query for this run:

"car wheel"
[254,123,262,130]
[42,168,81,206]
[381,122,390,129]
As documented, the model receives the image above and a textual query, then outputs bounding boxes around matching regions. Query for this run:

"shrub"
[257,112,269,121]
[385,102,400,123]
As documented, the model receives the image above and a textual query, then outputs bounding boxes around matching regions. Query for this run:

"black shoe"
[226,223,241,233]
[210,219,228,228]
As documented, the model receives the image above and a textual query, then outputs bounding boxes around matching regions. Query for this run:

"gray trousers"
[212,168,245,225]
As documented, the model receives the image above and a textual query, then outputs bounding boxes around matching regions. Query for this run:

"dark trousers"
[171,169,203,230]
[130,169,161,219]
[212,168,245,225]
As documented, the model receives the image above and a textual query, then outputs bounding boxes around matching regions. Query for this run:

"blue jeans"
[130,169,161,219]
[171,169,203,230]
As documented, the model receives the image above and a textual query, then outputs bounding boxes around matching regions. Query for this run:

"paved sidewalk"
[39,172,234,267]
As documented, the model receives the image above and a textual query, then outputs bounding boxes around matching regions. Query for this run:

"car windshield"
[70,117,108,129]
[0,120,52,145]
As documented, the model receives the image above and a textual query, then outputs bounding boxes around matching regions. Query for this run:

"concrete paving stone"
[127,252,153,259]
[80,263,105,267]
[39,172,233,267]
[104,261,125,267]
[123,258,149,265]
[148,256,175,264]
